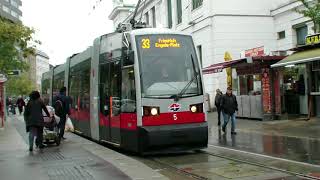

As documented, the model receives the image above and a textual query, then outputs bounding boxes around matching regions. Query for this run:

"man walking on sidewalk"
[220,87,238,135]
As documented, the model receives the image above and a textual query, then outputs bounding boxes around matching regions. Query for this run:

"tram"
[42,27,208,154]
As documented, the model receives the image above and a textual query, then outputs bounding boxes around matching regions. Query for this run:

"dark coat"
[16,98,25,108]
[220,93,238,115]
[215,93,222,108]
[24,99,50,132]
[52,93,70,117]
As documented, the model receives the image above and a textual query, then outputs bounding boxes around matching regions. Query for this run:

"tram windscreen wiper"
[171,54,199,101]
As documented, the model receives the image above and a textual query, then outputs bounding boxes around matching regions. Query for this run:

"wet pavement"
[136,152,299,180]
[2,112,320,179]
[207,112,320,174]
[0,115,168,180]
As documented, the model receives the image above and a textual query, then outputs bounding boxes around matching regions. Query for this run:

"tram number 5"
[142,39,150,49]
[173,114,178,121]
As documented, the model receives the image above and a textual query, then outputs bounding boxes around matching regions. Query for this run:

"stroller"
[42,106,61,146]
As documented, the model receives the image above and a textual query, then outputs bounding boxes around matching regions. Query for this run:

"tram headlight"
[143,106,160,116]
[190,104,203,113]
[151,108,158,116]
[190,106,197,113]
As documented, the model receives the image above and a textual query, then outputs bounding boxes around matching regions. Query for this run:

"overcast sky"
[21,0,116,65]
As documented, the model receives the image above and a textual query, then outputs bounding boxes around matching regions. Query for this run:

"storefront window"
[282,64,307,115]
[313,71,320,92]
[238,75,261,95]
[312,61,320,92]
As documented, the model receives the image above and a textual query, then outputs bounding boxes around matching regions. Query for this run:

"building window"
[11,0,18,8]
[3,5,9,13]
[167,0,172,28]
[296,25,308,46]
[145,12,149,26]
[278,31,285,40]
[192,0,203,10]
[176,0,182,24]
[197,45,202,68]
[11,11,18,18]
[151,7,156,28]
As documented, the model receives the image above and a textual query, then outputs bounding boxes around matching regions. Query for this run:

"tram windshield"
[136,34,202,98]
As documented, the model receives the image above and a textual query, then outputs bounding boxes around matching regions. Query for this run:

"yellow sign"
[141,38,150,49]
[224,52,232,87]
[155,38,180,48]
[306,34,320,45]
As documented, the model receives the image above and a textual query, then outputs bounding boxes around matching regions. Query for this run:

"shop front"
[203,55,285,120]
[271,34,320,118]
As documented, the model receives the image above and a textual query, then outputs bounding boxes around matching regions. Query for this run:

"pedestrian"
[24,91,51,151]
[214,89,223,127]
[6,97,10,116]
[220,87,238,135]
[16,95,25,115]
[53,87,70,140]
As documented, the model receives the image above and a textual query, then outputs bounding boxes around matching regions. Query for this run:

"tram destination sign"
[141,38,181,49]
[306,33,320,45]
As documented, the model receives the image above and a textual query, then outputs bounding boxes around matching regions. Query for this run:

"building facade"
[0,0,22,22]
[109,0,317,109]
[35,50,50,91]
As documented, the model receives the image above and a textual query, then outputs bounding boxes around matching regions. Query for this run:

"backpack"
[54,98,64,117]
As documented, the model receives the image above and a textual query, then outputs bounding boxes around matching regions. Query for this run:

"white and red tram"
[42,28,208,154]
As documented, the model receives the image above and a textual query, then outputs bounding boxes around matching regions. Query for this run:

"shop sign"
[245,46,265,57]
[262,68,272,114]
[306,34,320,45]
[202,68,223,74]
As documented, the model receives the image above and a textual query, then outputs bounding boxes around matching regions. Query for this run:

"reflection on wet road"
[209,126,320,165]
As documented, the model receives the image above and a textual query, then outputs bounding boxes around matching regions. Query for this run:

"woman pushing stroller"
[24,91,52,151]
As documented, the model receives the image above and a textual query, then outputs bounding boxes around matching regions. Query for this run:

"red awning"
[202,56,286,74]
[202,59,244,74]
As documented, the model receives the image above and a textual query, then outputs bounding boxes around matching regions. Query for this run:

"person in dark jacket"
[220,87,238,135]
[214,89,223,127]
[24,91,51,151]
[16,95,25,115]
[53,87,70,139]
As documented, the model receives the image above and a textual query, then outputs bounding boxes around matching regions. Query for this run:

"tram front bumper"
[138,122,208,154]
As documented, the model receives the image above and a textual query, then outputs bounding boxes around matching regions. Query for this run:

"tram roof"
[130,28,190,36]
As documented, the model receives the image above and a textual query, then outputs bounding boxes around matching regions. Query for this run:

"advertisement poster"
[274,71,281,114]
[262,68,271,113]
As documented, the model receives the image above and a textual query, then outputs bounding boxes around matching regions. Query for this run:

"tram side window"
[68,59,91,112]
[80,64,91,111]
[121,66,136,113]
[41,79,51,105]
[53,72,65,97]
[69,68,80,110]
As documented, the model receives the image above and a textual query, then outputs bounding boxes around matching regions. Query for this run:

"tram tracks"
[147,150,320,180]
[150,157,209,180]
[200,150,319,180]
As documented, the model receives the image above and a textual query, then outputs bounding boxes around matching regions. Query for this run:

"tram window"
[121,66,136,113]
[68,59,91,112]
[52,72,65,97]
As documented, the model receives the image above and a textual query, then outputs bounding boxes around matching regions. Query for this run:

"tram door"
[99,60,121,144]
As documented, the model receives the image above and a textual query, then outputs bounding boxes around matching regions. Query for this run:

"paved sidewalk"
[0,115,168,180]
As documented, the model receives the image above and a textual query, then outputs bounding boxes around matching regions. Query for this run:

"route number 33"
[142,39,150,49]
